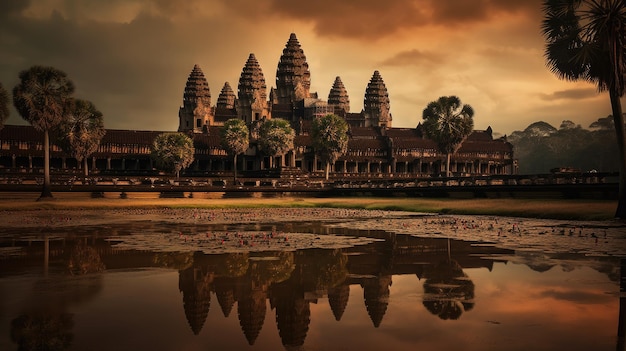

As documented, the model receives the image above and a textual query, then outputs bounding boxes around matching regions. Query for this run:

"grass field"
[0,194,618,221]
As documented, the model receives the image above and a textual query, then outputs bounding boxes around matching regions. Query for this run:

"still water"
[0,217,623,351]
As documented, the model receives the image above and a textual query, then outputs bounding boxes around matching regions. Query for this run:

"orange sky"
[1,0,623,135]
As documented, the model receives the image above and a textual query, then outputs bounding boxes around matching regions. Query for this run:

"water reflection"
[422,259,475,320]
[0,221,622,351]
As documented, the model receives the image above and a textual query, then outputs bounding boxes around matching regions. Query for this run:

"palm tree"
[542,0,626,218]
[0,82,9,130]
[311,114,349,180]
[257,118,295,169]
[150,132,195,178]
[220,118,250,183]
[56,99,105,177]
[13,66,75,200]
[421,96,474,177]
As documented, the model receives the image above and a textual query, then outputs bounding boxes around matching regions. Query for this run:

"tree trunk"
[38,130,53,200]
[325,161,330,180]
[233,154,238,183]
[446,153,451,177]
[610,89,626,219]
[83,157,89,178]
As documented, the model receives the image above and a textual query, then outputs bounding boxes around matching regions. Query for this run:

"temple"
[0,33,515,178]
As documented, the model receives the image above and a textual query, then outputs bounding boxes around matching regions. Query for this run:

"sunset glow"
[1,0,624,135]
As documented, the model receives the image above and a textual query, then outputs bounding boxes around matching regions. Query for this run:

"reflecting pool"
[0,212,624,351]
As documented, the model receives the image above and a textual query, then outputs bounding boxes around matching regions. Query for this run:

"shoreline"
[0,195,618,221]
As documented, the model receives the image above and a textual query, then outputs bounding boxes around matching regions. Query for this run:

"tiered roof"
[363,71,391,126]
[276,33,311,104]
[328,76,350,115]
[216,82,236,109]
[238,54,267,107]
[182,64,211,111]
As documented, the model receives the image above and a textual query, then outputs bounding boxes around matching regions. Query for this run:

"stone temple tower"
[217,82,236,110]
[328,76,350,116]
[179,64,213,133]
[238,53,269,124]
[363,70,392,128]
[276,33,311,106]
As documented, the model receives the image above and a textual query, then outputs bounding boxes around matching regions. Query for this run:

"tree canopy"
[56,99,106,177]
[509,116,620,174]
[311,114,349,180]
[13,66,75,132]
[151,132,195,178]
[257,118,295,167]
[421,96,474,176]
[0,82,9,130]
[220,118,250,182]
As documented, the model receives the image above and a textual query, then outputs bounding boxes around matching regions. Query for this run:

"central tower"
[275,33,311,106]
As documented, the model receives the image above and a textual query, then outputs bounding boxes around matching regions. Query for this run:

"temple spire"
[328,76,350,115]
[363,70,391,128]
[238,53,268,123]
[178,64,213,133]
[276,33,311,105]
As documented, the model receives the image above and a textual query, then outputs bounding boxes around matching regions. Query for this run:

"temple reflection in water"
[0,222,621,351]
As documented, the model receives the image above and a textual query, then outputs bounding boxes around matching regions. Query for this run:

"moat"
[0,209,624,351]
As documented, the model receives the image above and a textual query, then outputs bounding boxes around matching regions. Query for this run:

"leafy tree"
[150,132,195,178]
[55,99,105,177]
[542,0,626,217]
[13,66,75,200]
[509,118,619,173]
[311,114,349,180]
[0,82,9,130]
[257,118,295,169]
[589,115,616,131]
[421,96,474,177]
[220,118,249,183]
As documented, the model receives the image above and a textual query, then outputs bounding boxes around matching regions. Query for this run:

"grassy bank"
[0,195,618,221]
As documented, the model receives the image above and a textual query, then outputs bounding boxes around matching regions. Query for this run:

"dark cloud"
[0,0,30,17]
[380,49,444,67]
[0,5,260,131]
[539,88,598,101]
[221,0,543,40]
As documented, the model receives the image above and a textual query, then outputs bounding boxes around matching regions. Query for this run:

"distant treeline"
[508,115,619,174]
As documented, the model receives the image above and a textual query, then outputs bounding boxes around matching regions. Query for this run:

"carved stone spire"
[238,53,268,123]
[217,82,236,110]
[363,70,392,128]
[179,64,213,132]
[328,76,350,115]
[276,33,311,105]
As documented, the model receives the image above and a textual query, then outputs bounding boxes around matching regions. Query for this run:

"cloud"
[380,49,444,67]
[539,88,599,101]
[0,0,31,17]
[216,0,543,40]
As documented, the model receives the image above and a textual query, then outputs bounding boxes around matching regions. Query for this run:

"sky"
[1,0,624,136]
